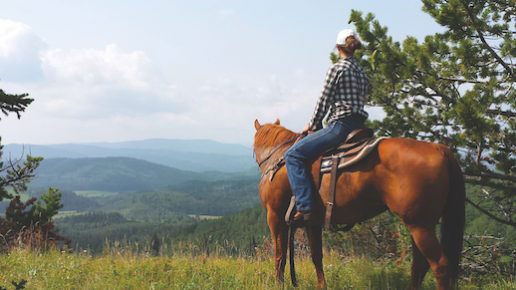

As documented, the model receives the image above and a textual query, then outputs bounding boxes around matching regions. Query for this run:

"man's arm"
[308,65,339,131]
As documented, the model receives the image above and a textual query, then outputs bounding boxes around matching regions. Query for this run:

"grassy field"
[0,249,513,290]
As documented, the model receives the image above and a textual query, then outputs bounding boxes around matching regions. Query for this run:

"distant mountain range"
[4,138,256,172]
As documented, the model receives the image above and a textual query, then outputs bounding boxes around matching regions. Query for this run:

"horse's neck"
[257,140,294,171]
[263,142,291,159]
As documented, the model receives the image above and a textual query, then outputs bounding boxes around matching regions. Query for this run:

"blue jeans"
[285,114,365,212]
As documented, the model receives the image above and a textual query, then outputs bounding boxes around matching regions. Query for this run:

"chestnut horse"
[253,119,465,290]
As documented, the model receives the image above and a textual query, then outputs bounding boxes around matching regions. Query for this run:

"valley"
[1,139,263,252]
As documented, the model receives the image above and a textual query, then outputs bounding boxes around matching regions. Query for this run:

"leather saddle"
[320,128,383,173]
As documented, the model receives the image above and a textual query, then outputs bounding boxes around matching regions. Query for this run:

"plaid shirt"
[308,56,370,131]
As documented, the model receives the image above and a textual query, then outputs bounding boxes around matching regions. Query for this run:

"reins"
[256,134,300,168]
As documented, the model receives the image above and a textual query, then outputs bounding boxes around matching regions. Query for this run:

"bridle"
[254,132,306,180]
[256,135,298,167]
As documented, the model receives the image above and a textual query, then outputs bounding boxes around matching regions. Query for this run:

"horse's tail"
[440,149,465,284]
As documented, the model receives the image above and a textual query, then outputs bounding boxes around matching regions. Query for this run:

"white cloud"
[0,19,46,81]
[41,44,152,89]
[0,18,185,123]
[37,44,180,118]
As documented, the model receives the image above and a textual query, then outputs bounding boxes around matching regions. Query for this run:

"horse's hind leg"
[410,237,430,290]
[306,225,326,289]
[267,209,288,283]
[408,226,452,290]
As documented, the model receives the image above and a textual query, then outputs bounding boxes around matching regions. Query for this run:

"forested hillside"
[89,177,259,220]
[29,157,208,192]
[56,206,269,254]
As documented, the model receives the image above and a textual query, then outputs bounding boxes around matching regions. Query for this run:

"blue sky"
[0,1,442,145]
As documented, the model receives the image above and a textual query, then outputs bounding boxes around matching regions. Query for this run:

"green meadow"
[0,249,513,290]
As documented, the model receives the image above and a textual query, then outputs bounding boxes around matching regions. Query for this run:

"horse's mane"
[253,124,298,151]
[253,124,298,182]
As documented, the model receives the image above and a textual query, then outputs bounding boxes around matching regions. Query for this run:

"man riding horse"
[286,29,369,223]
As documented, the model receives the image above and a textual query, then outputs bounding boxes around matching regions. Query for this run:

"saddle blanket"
[320,137,388,173]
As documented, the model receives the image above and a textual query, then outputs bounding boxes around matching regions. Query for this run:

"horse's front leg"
[267,209,288,283]
[306,225,326,289]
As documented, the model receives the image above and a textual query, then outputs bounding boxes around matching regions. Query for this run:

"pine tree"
[348,0,514,226]
[0,87,67,250]
[2,188,67,250]
[0,89,41,201]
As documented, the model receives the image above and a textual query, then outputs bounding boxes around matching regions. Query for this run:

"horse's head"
[252,118,298,166]
[253,118,282,150]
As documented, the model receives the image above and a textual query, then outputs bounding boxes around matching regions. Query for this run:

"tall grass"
[0,249,513,289]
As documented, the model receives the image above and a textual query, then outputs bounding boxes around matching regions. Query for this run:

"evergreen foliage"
[0,89,40,201]
[5,188,63,229]
[0,87,66,251]
[0,188,68,251]
[0,89,33,121]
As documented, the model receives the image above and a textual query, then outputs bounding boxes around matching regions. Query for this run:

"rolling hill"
[29,157,207,192]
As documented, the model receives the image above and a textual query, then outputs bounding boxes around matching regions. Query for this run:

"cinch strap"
[325,156,339,229]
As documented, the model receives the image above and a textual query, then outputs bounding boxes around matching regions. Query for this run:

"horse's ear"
[274,118,280,125]
[254,119,262,130]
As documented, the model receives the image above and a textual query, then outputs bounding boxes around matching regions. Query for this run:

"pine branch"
[437,77,489,84]
[465,197,516,227]
[463,3,514,79]
[464,171,516,183]
[0,90,34,120]
[486,109,516,118]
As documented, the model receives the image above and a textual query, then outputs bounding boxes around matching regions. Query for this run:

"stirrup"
[285,196,297,225]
